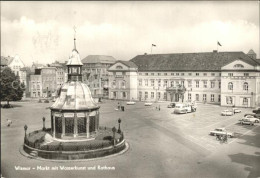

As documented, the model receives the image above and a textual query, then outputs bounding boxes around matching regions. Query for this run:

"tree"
[0,67,25,106]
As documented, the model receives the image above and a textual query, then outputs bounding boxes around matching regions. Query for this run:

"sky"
[1,1,259,66]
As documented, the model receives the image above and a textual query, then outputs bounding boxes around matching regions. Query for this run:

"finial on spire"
[73,26,77,50]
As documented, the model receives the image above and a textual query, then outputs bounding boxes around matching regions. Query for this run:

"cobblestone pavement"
[1,100,259,178]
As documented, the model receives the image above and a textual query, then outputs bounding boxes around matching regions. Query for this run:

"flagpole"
[151,45,153,54]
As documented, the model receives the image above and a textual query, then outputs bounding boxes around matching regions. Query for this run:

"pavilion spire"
[73,26,77,51]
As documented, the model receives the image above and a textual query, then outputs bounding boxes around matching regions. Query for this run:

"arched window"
[243,82,248,91]
[116,65,123,69]
[228,82,233,90]
[233,64,244,68]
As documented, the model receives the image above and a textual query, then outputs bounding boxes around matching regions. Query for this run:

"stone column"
[53,112,56,138]
[85,113,89,138]
[73,112,78,137]
[61,113,65,138]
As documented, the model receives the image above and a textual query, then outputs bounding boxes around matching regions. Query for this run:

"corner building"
[108,50,260,107]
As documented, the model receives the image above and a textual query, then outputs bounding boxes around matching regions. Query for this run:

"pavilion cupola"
[66,29,83,82]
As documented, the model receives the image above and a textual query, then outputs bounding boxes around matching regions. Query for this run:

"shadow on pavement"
[229,152,260,178]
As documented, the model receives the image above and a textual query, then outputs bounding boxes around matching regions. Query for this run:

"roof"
[116,60,138,68]
[1,56,14,66]
[50,81,99,111]
[130,51,259,71]
[81,55,116,64]
[66,49,83,66]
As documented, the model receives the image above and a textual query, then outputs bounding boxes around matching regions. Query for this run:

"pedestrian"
[159,105,160,111]
[118,102,120,110]
[6,119,12,127]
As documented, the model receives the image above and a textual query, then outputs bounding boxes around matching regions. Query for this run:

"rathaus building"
[108,49,260,108]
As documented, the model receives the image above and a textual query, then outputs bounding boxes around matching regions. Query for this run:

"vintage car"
[239,118,255,125]
[232,108,241,113]
[126,101,136,105]
[243,115,260,123]
[167,102,176,108]
[252,108,260,114]
[174,103,196,114]
[209,128,234,138]
[144,102,153,106]
[221,110,233,116]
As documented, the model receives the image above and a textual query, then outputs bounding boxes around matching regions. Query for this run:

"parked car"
[221,110,233,116]
[174,103,196,114]
[239,118,254,125]
[243,115,260,123]
[167,102,176,108]
[232,108,241,114]
[252,108,260,114]
[209,128,234,138]
[244,113,260,119]
[144,102,153,106]
[126,101,136,105]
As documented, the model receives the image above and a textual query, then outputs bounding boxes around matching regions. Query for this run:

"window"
[234,64,244,68]
[188,81,192,88]
[176,73,179,76]
[211,81,215,88]
[203,73,207,76]
[157,92,161,99]
[171,73,174,76]
[151,92,154,99]
[116,65,123,69]
[164,73,167,76]
[164,80,168,87]
[171,81,174,87]
[228,82,233,91]
[243,98,248,105]
[244,73,249,77]
[226,97,233,104]
[211,94,214,102]
[151,73,154,76]
[145,92,148,99]
[164,92,167,99]
[151,79,154,87]
[158,80,161,87]
[196,81,199,88]
[203,94,207,101]
[145,73,148,76]
[203,81,207,88]
[121,81,126,88]
[196,73,199,76]
[211,73,215,76]
[145,79,148,86]
[181,73,184,76]
[196,94,199,101]
[243,82,248,91]
[139,79,142,86]
[158,73,161,76]
[188,73,192,76]
[219,81,221,89]
[228,73,233,77]
[218,95,221,102]
[188,93,191,101]
[122,92,126,98]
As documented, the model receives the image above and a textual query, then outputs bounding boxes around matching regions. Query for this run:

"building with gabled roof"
[108,50,260,107]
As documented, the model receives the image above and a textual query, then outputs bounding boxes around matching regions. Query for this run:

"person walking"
[6,119,12,127]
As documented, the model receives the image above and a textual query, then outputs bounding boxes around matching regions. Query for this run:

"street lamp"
[118,118,121,133]
[112,126,116,146]
[42,117,46,131]
[24,124,28,139]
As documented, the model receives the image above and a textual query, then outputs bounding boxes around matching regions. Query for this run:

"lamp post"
[24,124,28,140]
[118,118,121,133]
[42,117,46,131]
[112,126,116,146]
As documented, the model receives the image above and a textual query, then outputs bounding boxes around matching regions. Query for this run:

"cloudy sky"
[1,1,259,66]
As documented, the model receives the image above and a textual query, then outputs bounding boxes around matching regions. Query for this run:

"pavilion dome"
[50,81,99,111]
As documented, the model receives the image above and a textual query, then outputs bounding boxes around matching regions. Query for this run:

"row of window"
[226,97,249,105]
[228,73,249,77]
[228,82,249,91]
[138,79,221,89]
[139,72,221,76]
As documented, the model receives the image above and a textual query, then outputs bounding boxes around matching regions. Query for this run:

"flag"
[217,41,222,46]
[152,44,156,47]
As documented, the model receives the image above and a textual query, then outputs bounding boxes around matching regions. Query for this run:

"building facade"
[108,50,260,107]
[81,55,116,98]
[30,74,42,98]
